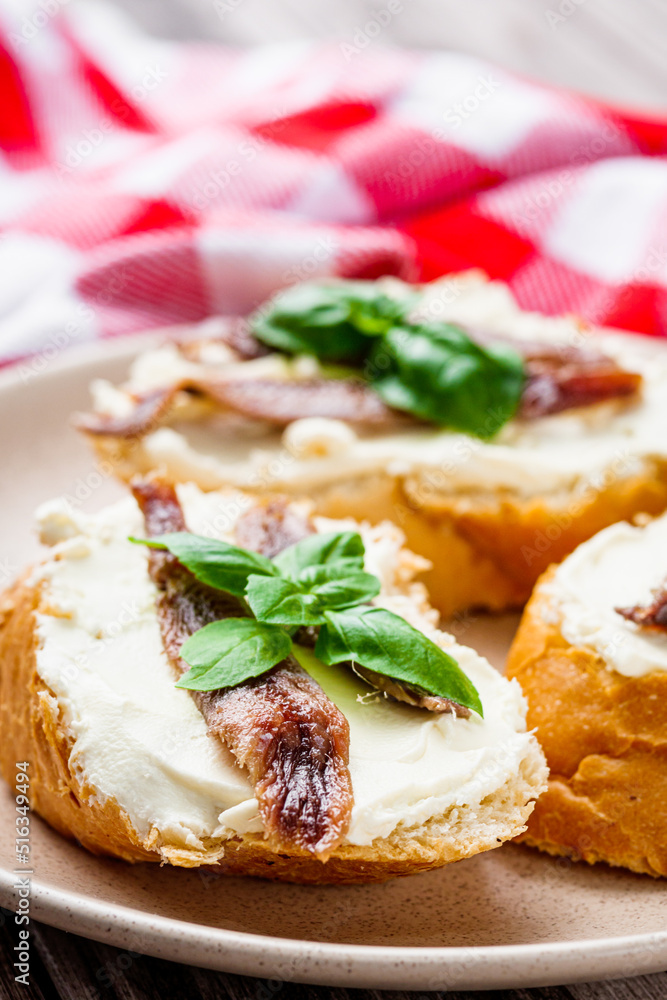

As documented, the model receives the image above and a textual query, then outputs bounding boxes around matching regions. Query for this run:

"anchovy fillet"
[616,583,667,631]
[132,480,353,859]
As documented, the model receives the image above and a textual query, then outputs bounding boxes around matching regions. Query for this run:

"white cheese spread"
[544,513,667,678]
[31,485,538,851]
[90,273,667,500]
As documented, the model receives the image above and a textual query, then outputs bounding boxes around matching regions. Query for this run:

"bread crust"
[0,575,545,884]
[86,434,667,619]
[506,568,667,878]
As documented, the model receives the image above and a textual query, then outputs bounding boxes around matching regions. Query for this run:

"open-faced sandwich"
[75,271,667,619]
[507,512,667,878]
[0,482,546,883]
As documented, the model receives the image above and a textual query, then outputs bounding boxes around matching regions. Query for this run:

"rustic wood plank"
[570,974,667,1000]
[0,908,57,1000]
[33,920,202,999]
[447,988,574,1000]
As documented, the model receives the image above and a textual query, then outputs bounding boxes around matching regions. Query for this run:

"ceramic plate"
[0,339,665,991]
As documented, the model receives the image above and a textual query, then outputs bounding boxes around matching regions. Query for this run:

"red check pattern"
[1,4,667,368]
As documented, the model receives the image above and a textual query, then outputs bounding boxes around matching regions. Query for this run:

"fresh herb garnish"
[250,280,525,438]
[135,532,277,595]
[133,530,482,715]
[272,529,366,577]
[176,619,292,691]
[251,281,411,362]
[369,322,525,439]
[315,607,482,714]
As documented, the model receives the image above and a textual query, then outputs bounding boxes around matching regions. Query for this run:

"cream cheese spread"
[90,273,667,500]
[544,513,667,678]
[32,485,537,851]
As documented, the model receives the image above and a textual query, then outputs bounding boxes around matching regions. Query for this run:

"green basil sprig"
[136,532,277,595]
[250,280,525,438]
[315,607,482,713]
[250,281,412,362]
[369,322,525,439]
[134,530,482,716]
[176,619,291,691]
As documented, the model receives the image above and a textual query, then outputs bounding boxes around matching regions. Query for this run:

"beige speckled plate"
[0,339,666,991]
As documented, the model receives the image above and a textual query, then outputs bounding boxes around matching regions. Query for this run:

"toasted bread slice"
[0,486,546,884]
[78,273,667,618]
[506,515,667,878]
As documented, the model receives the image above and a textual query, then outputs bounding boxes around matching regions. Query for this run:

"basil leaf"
[132,532,277,596]
[297,565,381,609]
[176,618,292,691]
[250,281,409,362]
[250,278,525,438]
[273,531,366,580]
[245,575,326,626]
[369,323,524,439]
[315,607,483,716]
[246,565,380,624]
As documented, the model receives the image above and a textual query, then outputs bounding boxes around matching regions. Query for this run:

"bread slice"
[78,272,667,619]
[0,486,546,884]
[506,515,667,878]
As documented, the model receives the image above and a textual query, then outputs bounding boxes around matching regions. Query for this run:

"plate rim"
[0,327,180,390]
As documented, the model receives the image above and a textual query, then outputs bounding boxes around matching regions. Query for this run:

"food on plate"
[74,271,667,618]
[0,482,546,884]
[506,512,667,877]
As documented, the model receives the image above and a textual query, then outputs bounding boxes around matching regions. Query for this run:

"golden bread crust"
[86,434,667,618]
[506,568,667,878]
[0,575,544,883]
[294,461,667,618]
[0,577,159,864]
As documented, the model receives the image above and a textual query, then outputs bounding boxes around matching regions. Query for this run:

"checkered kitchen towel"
[2,0,667,369]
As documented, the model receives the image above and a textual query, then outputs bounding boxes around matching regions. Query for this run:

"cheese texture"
[544,513,667,678]
[31,485,539,851]
[90,272,667,500]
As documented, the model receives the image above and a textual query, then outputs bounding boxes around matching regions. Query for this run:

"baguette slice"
[77,272,667,618]
[506,514,667,878]
[0,485,546,884]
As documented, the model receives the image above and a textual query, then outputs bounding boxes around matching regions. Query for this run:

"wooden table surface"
[3,0,666,997]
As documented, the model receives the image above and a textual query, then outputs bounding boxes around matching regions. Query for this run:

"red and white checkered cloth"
[2,2,667,368]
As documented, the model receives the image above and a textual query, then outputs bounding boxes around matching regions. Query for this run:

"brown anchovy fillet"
[76,326,642,441]
[466,329,641,418]
[74,385,179,439]
[234,498,315,558]
[75,374,405,439]
[616,584,667,631]
[178,320,270,362]
[351,664,470,717]
[488,337,642,419]
[200,377,404,426]
[521,362,642,418]
[132,480,353,859]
